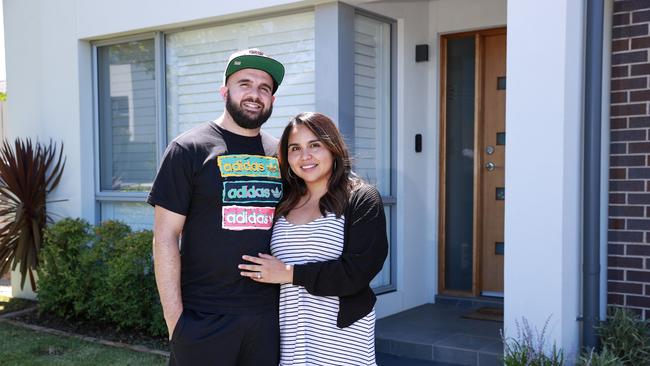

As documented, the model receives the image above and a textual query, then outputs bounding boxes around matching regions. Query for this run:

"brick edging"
[0,306,37,319]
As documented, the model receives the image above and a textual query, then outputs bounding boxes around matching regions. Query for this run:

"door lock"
[486,162,496,171]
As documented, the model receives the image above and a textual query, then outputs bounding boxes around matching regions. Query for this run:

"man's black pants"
[169,308,279,366]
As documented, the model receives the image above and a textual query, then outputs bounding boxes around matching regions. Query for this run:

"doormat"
[462,307,503,322]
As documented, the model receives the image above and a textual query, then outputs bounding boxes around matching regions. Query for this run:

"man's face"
[222,68,276,130]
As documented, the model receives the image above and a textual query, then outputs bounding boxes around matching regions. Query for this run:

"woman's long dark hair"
[275,112,360,219]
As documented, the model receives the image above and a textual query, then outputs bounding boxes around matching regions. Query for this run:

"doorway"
[438,28,506,297]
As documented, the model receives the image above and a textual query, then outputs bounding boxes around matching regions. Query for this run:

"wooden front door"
[478,31,506,296]
[439,28,506,297]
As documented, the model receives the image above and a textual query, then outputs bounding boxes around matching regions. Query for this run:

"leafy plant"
[597,307,650,365]
[0,138,65,290]
[0,92,6,102]
[38,219,165,336]
[103,230,165,336]
[81,221,132,320]
[502,316,564,366]
[578,347,623,366]
[37,218,93,319]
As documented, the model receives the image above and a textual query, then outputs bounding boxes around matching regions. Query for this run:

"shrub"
[103,230,165,336]
[37,218,93,319]
[578,347,623,366]
[76,220,132,321]
[597,307,650,365]
[38,218,165,336]
[502,317,564,366]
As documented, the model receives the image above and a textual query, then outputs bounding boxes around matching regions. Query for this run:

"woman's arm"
[291,184,388,297]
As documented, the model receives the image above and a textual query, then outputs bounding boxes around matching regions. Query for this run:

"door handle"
[486,162,496,171]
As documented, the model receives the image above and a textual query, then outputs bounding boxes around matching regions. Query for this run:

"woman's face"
[287,124,334,188]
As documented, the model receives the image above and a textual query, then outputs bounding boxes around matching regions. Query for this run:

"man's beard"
[225,94,273,130]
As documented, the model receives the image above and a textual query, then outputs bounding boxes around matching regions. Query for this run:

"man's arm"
[153,205,186,339]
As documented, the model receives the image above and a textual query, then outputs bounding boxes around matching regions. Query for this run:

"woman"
[238,112,388,365]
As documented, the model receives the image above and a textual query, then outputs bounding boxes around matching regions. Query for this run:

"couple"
[148,49,388,366]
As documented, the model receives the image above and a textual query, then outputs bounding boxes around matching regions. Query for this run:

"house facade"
[4,0,625,360]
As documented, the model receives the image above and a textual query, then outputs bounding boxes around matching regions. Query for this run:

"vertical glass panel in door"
[98,40,157,192]
[444,37,475,291]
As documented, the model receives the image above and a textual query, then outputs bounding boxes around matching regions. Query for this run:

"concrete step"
[376,303,503,366]
[434,295,503,309]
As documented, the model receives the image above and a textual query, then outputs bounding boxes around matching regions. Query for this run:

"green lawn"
[0,321,168,365]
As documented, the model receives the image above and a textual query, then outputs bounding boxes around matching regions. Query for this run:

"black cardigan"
[291,183,389,328]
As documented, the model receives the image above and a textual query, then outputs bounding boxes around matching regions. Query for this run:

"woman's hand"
[239,253,294,284]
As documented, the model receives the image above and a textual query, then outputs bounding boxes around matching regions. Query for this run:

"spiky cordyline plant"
[0,138,65,290]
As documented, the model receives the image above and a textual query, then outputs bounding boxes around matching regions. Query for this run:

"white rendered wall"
[76,0,324,39]
[5,0,86,297]
[432,0,507,34]
[357,0,506,318]
[505,0,584,360]
[4,0,93,222]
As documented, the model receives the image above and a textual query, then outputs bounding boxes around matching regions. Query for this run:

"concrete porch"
[376,297,504,366]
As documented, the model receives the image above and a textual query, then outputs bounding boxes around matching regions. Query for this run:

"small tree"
[0,138,65,290]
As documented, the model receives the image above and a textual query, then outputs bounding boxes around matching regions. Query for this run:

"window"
[94,10,395,291]
[100,202,154,231]
[96,38,157,225]
[353,14,394,290]
[98,39,157,192]
[165,12,316,138]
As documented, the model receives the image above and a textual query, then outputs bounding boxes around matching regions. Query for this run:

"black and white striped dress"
[271,213,377,366]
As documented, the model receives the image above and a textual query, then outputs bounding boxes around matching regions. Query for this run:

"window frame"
[351,9,397,294]
[92,32,165,206]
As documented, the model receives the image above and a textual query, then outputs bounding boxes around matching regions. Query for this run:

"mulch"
[0,297,37,316]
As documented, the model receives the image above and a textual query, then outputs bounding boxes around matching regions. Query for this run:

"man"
[148,49,285,366]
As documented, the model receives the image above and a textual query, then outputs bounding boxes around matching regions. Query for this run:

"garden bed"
[0,295,37,316]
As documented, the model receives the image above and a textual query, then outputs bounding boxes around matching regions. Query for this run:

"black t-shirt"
[147,122,282,314]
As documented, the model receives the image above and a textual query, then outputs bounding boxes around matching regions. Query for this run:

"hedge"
[37,218,166,336]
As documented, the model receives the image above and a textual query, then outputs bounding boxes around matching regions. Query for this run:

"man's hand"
[166,307,183,340]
